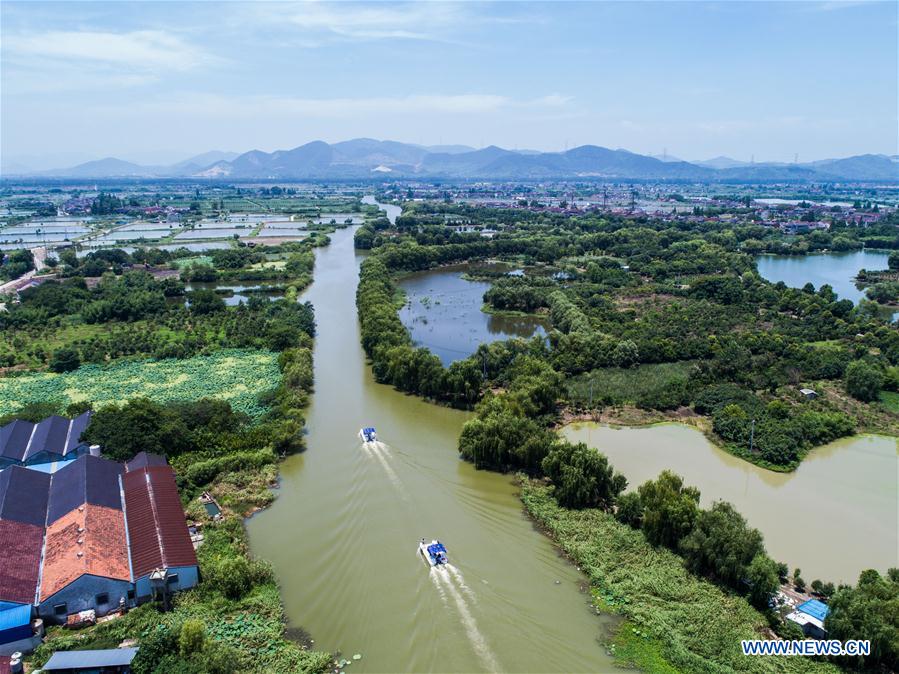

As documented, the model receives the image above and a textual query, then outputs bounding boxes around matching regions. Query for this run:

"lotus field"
[0,349,280,419]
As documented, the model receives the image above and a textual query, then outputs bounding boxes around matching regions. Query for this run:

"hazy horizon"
[2,1,897,171]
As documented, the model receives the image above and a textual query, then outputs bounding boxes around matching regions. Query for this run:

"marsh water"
[755,250,891,305]
[562,422,899,584]
[397,267,548,365]
[246,226,615,673]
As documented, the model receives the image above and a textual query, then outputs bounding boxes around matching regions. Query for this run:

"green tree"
[826,569,899,670]
[679,501,765,587]
[178,619,206,656]
[49,346,81,373]
[541,441,626,509]
[745,554,780,609]
[844,360,883,402]
[615,492,643,528]
[637,470,700,549]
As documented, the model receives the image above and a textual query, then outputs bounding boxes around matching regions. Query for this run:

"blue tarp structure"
[361,427,377,441]
[0,604,32,644]
[797,599,830,622]
[43,647,139,670]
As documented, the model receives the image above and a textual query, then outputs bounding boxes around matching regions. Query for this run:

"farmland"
[0,349,279,418]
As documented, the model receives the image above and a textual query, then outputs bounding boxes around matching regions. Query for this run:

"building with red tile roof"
[0,519,43,606]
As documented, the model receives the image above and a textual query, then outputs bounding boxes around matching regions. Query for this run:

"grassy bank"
[520,480,839,674]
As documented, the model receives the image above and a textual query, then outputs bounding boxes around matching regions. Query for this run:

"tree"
[188,288,225,315]
[679,500,765,588]
[637,470,700,549]
[746,554,780,609]
[49,347,81,373]
[844,360,883,402]
[889,250,899,271]
[826,569,899,670]
[792,567,806,592]
[615,492,643,528]
[82,397,190,460]
[541,441,626,509]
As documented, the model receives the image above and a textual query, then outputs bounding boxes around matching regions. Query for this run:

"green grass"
[0,349,279,418]
[567,361,695,407]
[170,255,213,269]
[879,390,899,413]
[520,481,839,674]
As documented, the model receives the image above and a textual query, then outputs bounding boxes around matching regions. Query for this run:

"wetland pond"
[562,422,898,584]
[397,265,548,366]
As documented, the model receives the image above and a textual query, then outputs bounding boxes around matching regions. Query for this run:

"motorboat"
[359,427,377,443]
[419,538,448,566]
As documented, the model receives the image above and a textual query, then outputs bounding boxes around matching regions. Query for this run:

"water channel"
[562,422,898,584]
[246,225,615,673]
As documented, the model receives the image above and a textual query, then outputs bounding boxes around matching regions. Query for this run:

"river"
[246,225,616,673]
[562,422,899,584]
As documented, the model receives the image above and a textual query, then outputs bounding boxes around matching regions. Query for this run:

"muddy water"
[247,227,616,673]
[562,422,899,584]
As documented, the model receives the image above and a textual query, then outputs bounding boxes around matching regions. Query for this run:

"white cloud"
[3,29,218,72]
[119,92,571,118]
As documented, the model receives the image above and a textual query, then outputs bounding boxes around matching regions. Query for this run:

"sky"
[1,1,897,170]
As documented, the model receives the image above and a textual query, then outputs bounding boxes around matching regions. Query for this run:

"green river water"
[246,226,616,673]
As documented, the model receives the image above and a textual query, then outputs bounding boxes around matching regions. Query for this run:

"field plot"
[175,227,249,240]
[0,349,279,418]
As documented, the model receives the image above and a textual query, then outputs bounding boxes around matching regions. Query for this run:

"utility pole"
[749,418,756,453]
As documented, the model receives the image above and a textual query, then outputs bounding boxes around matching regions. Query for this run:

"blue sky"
[2,1,897,168]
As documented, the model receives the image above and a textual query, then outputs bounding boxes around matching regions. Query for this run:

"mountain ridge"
[7,139,897,182]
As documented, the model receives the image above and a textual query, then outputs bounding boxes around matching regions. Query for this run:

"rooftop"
[40,503,130,601]
[123,464,197,578]
[0,412,91,464]
[43,647,139,670]
[0,519,44,605]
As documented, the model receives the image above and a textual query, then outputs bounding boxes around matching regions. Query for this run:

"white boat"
[419,538,448,567]
[359,427,377,443]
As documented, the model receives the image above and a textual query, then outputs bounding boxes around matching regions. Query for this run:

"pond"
[755,250,891,305]
[562,422,899,584]
[397,266,548,365]
[183,282,285,306]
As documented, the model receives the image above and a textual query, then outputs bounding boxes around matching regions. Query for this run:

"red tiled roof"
[0,519,43,605]
[0,655,10,674]
[40,504,130,601]
[123,466,197,579]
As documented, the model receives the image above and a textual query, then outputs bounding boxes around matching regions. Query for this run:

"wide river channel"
[246,225,616,673]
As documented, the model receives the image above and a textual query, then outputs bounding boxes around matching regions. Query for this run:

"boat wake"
[446,564,477,604]
[432,567,500,672]
[362,440,405,493]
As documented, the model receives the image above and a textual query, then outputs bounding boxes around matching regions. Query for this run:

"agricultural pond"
[246,226,616,673]
[397,266,548,365]
[562,422,899,584]
[182,282,285,306]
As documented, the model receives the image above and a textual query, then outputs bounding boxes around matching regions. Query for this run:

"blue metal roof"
[43,648,139,670]
[797,599,830,622]
[0,604,31,631]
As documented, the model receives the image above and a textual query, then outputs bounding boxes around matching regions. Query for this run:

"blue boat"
[359,427,377,443]
[419,538,448,566]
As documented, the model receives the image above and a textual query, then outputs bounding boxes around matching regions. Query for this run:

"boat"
[419,538,448,567]
[359,427,377,443]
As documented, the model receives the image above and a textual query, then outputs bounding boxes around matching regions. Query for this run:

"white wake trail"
[429,567,448,607]
[446,564,477,604]
[365,442,405,495]
[435,568,501,672]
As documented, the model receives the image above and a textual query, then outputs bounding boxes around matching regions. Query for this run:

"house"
[42,647,139,673]
[799,388,818,400]
[0,446,198,649]
[123,454,200,601]
[787,599,830,639]
[0,412,93,469]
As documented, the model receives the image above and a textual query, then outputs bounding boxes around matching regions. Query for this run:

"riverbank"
[520,480,839,674]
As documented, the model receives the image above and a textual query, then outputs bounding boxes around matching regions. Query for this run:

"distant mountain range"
[5,139,897,182]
